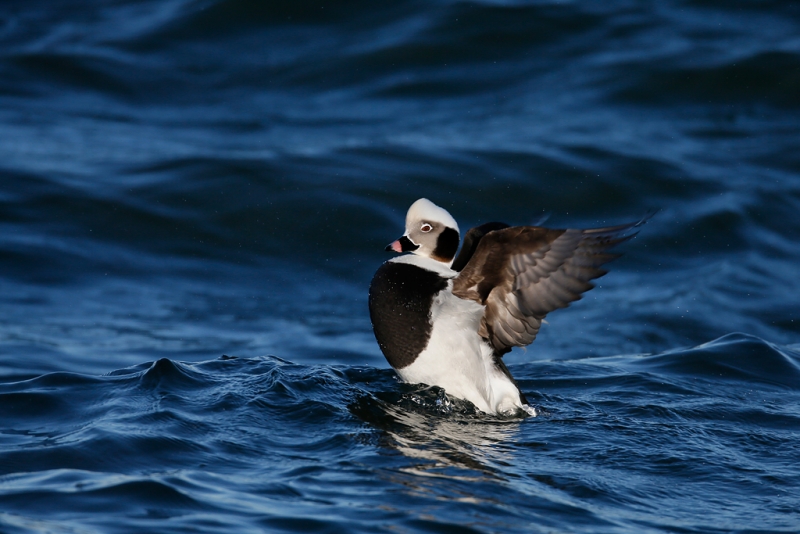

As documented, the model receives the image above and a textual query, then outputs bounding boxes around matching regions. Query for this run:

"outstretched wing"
[451,221,510,272]
[452,218,647,354]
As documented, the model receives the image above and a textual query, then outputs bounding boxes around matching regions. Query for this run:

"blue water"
[2,0,799,532]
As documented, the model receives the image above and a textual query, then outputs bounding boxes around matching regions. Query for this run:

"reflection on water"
[350,385,526,484]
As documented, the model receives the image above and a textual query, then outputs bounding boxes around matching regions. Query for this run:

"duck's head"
[385,198,460,265]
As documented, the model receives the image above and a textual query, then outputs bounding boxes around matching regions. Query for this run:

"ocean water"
[1,0,799,532]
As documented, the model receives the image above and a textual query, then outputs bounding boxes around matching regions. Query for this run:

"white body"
[390,255,528,414]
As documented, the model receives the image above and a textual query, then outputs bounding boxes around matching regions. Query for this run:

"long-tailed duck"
[368,198,647,416]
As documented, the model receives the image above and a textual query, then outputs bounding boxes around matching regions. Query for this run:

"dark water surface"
[1,1,799,532]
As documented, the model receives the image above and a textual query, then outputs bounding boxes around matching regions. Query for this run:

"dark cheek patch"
[432,227,459,262]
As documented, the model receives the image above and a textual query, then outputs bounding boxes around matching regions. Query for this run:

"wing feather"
[453,217,648,354]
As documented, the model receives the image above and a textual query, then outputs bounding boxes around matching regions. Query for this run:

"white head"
[385,198,461,265]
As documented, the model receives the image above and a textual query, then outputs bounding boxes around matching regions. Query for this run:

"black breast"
[368,261,448,370]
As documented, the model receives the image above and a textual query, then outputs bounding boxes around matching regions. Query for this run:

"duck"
[368,198,647,415]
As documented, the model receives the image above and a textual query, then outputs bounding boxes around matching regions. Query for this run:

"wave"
[635,332,800,389]
[3,334,797,465]
[1,336,799,532]
[610,51,800,109]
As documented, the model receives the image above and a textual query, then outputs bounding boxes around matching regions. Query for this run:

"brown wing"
[451,222,511,272]
[452,219,646,355]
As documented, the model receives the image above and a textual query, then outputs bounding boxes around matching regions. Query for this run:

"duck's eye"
[420,223,433,233]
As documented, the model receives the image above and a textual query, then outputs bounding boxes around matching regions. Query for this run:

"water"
[1,0,799,532]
